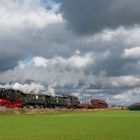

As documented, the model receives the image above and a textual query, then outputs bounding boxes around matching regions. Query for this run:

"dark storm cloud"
[0,56,21,72]
[61,0,140,34]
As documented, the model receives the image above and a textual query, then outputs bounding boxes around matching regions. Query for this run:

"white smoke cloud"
[0,82,57,96]
[47,85,55,96]
[0,82,44,93]
[12,82,45,93]
[71,92,81,99]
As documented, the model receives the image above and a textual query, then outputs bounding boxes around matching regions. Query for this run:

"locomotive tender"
[0,88,79,108]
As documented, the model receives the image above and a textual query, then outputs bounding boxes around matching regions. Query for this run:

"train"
[78,99,108,109]
[0,88,109,109]
[0,88,79,108]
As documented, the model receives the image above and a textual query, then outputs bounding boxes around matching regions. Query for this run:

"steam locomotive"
[0,88,79,108]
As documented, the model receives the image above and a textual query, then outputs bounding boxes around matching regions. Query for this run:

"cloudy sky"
[1,0,140,105]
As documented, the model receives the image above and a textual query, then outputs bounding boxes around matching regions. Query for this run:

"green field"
[0,110,140,140]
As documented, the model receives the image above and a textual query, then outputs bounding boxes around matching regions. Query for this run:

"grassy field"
[0,109,139,140]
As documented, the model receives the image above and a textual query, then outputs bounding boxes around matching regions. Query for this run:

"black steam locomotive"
[0,88,79,108]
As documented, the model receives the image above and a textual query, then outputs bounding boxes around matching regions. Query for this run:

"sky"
[1,0,140,105]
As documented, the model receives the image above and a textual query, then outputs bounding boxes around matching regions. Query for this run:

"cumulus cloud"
[32,54,92,68]
[0,0,63,72]
[1,54,140,90]
[33,56,48,68]
[0,54,93,87]
[112,87,140,104]
[61,0,140,34]
[123,47,140,59]
[109,76,140,88]
[0,0,62,29]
